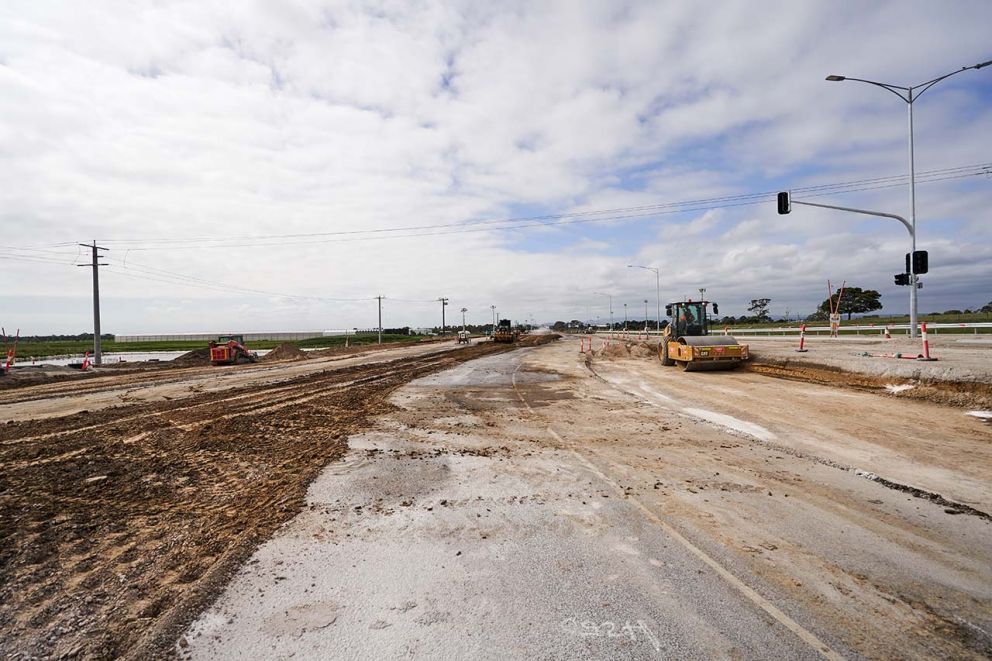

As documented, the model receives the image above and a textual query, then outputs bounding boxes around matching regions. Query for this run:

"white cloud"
[1,1,990,333]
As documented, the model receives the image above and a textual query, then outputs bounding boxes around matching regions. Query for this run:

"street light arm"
[914,60,992,98]
[828,76,910,102]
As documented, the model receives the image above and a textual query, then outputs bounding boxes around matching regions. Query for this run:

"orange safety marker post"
[796,324,808,352]
[81,351,91,371]
[917,322,937,361]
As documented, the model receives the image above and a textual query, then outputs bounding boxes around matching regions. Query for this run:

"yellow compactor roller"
[659,301,748,371]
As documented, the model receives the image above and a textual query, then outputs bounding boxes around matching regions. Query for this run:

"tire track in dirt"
[509,362,844,661]
[0,340,542,660]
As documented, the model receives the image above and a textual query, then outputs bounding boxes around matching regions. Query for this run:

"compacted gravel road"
[185,339,992,659]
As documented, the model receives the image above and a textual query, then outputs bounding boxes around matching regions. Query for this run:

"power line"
[88,162,991,249]
[75,167,986,253]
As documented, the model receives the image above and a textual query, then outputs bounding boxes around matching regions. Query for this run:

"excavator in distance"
[209,335,259,366]
[659,300,748,371]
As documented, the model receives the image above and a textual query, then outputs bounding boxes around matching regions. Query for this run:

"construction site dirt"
[0,337,555,659]
[2,333,990,659]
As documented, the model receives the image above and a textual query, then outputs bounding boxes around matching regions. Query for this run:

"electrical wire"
[4,163,988,303]
[90,162,991,248]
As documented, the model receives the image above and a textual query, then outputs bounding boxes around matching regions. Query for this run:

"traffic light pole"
[781,196,917,337]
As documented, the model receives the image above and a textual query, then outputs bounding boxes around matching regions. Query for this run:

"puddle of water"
[22,349,272,367]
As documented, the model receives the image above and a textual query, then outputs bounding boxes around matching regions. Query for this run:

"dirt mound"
[597,342,630,358]
[518,333,561,347]
[174,347,211,365]
[261,343,308,362]
[629,342,657,358]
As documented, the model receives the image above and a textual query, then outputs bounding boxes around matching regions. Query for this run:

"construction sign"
[827,280,845,338]
[829,313,841,335]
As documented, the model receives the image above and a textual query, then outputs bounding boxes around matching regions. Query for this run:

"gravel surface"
[184,339,992,658]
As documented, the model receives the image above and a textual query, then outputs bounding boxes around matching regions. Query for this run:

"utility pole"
[460,307,467,330]
[375,295,384,344]
[623,303,628,330]
[698,287,706,302]
[438,297,449,335]
[77,241,108,365]
[490,305,496,336]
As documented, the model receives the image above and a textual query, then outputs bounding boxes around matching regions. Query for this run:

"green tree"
[981,302,992,313]
[747,298,771,322]
[817,287,882,320]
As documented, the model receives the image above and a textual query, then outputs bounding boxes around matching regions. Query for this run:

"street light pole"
[628,265,662,335]
[593,291,613,332]
[623,303,628,330]
[461,307,467,330]
[490,305,496,336]
[825,58,992,338]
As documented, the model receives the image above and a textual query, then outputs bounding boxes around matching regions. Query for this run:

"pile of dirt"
[597,342,630,358]
[517,333,561,347]
[261,343,308,362]
[174,347,211,365]
[629,341,657,358]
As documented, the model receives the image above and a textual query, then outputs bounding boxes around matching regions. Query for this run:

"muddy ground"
[184,337,992,659]
[0,337,556,659]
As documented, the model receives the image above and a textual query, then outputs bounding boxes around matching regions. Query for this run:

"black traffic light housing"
[777,191,791,215]
[905,250,928,275]
[894,273,910,286]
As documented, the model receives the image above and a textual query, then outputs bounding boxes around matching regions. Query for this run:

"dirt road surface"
[184,338,991,659]
[0,339,527,659]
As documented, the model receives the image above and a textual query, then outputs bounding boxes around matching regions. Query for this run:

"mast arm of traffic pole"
[791,200,913,236]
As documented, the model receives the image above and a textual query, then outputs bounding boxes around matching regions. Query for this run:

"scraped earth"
[183,337,991,659]
[3,333,990,659]
[0,338,553,659]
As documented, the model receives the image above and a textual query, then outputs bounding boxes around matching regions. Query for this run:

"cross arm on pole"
[790,199,913,237]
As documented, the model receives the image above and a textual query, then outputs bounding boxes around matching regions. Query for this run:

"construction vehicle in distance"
[209,335,259,366]
[493,319,516,343]
[659,301,748,371]
[457,330,470,344]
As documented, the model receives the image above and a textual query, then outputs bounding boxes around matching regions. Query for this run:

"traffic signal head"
[894,273,910,286]
[905,250,929,274]
[777,191,791,215]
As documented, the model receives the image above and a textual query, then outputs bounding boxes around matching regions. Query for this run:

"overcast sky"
[2,1,990,334]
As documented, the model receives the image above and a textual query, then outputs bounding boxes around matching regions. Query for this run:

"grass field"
[10,334,423,359]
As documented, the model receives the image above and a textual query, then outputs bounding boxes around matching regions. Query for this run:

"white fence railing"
[586,322,992,337]
[724,322,992,335]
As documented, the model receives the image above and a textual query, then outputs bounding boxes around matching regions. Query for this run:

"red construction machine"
[209,335,258,366]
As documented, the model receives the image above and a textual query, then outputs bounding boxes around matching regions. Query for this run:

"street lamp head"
[974,59,992,70]
[825,75,846,82]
